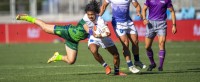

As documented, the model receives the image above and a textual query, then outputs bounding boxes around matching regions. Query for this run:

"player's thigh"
[88,44,99,54]
[44,24,55,34]
[126,23,138,44]
[65,45,77,61]
[35,19,54,34]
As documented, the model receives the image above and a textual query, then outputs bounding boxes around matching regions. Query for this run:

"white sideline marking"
[21,71,105,77]
[0,64,98,69]
[168,61,200,63]
[0,78,5,80]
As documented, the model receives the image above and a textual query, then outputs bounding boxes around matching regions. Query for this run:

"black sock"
[114,66,119,73]
[134,54,140,61]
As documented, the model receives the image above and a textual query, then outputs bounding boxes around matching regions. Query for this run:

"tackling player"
[16,1,102,65]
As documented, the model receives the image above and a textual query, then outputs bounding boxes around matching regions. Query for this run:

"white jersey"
[106,0,137,22]
[83,14,105,30]
[83,14,114,48]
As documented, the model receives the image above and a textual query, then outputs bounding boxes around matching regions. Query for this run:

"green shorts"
[54,25,78,50]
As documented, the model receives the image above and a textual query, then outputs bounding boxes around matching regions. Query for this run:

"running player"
[142,0,177,71]
[83,0,127,75]
[100,0,146,73]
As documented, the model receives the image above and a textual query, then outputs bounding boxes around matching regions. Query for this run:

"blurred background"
[0,0,200,44]
[0,0,199,23]
[0,1,200,82]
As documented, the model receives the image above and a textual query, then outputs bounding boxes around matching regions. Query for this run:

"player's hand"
[93,31,101,38]
[143,19,149,25]
[172,25,177,34]
[137,12,142,18]
[106,32,111,37]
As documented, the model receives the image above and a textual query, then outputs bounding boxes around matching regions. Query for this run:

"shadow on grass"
[187,68,200,71]
[71,72,105,75]
[133,68,200,75]
[67,68,200,76]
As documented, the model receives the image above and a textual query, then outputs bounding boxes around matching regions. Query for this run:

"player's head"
[85,0,100,22]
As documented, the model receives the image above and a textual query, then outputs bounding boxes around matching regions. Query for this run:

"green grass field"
[0,42,200,82]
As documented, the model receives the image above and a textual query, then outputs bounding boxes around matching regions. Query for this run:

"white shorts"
[112,20,138,36]
[88,36,115,48]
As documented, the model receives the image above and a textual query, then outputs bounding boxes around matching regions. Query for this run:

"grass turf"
[0,42,200,82]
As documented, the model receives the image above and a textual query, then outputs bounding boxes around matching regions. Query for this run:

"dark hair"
[85,0,100,13]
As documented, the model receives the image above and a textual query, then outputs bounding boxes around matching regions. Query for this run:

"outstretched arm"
[99,0,109,16]
[16,14,55,34]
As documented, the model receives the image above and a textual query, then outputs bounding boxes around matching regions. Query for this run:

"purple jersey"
[144,0,172,20]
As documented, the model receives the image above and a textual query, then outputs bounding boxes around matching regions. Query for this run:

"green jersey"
[54,19,88,50]
[68,19,88,42]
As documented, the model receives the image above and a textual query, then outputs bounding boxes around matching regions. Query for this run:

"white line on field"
[0,64,98,69]
[168,61,200,63]
[21,71,106,77]
[0,78,5,79]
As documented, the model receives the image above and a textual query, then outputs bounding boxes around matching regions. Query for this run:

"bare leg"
[62,45,78,64]
[34,19,55,34]
[128,34,146,69]
[106,45,120,69]
[16,14,55,34]
[118,35,131,61]
[145,37,155,65]
[127,34,139,60]
[145,37,157,71]
[89,44,105,64]
[89,44,111,75]
[157,35,166,71]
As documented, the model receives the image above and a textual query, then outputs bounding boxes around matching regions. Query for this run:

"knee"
[145,45,151,51]
[132,40,139,45]
[63,57,76,65]
[122,44,129,50]
[159,41,165,48]
[121,39,129,47]
[123,49,130,55]
[132,40,139,49]
[90,48,98,55]
[67,60,76,65]
[113,54,119,59]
